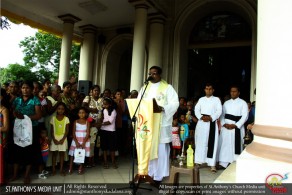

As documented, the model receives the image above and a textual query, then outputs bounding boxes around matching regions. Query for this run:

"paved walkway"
[7,156,224,194]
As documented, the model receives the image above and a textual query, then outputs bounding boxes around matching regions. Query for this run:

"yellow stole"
[143,79,169,106]
[126,80,169,175]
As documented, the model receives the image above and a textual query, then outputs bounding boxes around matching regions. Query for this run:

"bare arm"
[0,108,9,132]
[60,123,69,144]
[51,124,59,145]
[29,105,42,121]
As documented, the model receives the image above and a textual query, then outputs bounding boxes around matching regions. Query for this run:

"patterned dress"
[83,96,103,122]
[172,126,181,149]
[69,122,90,157]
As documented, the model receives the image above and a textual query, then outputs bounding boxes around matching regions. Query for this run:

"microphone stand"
[120,79,153,195]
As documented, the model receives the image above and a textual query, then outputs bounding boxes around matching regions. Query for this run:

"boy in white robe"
[217,85,249,168]
[194,83,222,173]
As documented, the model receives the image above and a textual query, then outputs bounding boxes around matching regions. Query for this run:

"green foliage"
[20,31,80,75]
[20,32,62,69]
[70,44,81,73]
[1,31,81,84]
[0,63,38,84]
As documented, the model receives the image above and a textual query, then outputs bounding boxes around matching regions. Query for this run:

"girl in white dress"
[171,115,181,160]
[68,107,90,174]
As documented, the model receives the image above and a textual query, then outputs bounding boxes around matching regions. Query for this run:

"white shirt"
[195,96,222,122]
[101,109,117,131]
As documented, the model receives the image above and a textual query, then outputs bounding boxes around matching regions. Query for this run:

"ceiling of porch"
[1,0,160,37]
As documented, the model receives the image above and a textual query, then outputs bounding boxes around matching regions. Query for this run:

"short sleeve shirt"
[13,96,41,126]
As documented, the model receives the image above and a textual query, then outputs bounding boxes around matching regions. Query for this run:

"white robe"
[138,81,179,181]
[218,97,248,167]
[194,96,222,166]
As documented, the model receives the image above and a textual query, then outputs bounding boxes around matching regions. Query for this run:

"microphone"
[144,76,153,84]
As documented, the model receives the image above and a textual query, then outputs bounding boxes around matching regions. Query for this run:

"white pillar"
[79,25,97,81]
[148,13,165,69]
[129,1,149,91]
[93,34,105,86]
[58,14,80,86]
[236,0,292,184]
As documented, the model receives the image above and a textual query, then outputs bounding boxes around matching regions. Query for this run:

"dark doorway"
[187,46,251,102]
[118,48,132,93]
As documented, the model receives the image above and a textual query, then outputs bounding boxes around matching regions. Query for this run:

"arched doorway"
[188,47,251,101]
[101,35,133,93]
[172,0,257,101]
[187,12,252,101]
[117,47,132,93]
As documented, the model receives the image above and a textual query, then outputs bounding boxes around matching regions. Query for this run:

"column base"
[236,150,292,183]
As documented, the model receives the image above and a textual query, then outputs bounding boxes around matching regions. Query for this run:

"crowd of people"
[0,67,255,185]
[0,78,139,184]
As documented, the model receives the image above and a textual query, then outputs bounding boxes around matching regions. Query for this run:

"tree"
[0,28,81,84]
[0,63,38,84]
[19,31,80,81]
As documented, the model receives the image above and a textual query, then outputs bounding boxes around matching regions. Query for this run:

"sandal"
[78,166,84,175]
[38,174,47,179]
[41,170,49,175]
[210,167,217,173]
[68,169,73,175]
[103,163,109,169]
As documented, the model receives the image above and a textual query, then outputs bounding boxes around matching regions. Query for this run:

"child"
[185,100,198,148]
[37,90,50,178]
[171,114,181,160]
[179,114,189,155]
[68,107,90,174]
[38,129,50,179]
[100,97,117,169]
[50,102,69,176]
[38,90,49,127]
[185,100,198,131]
